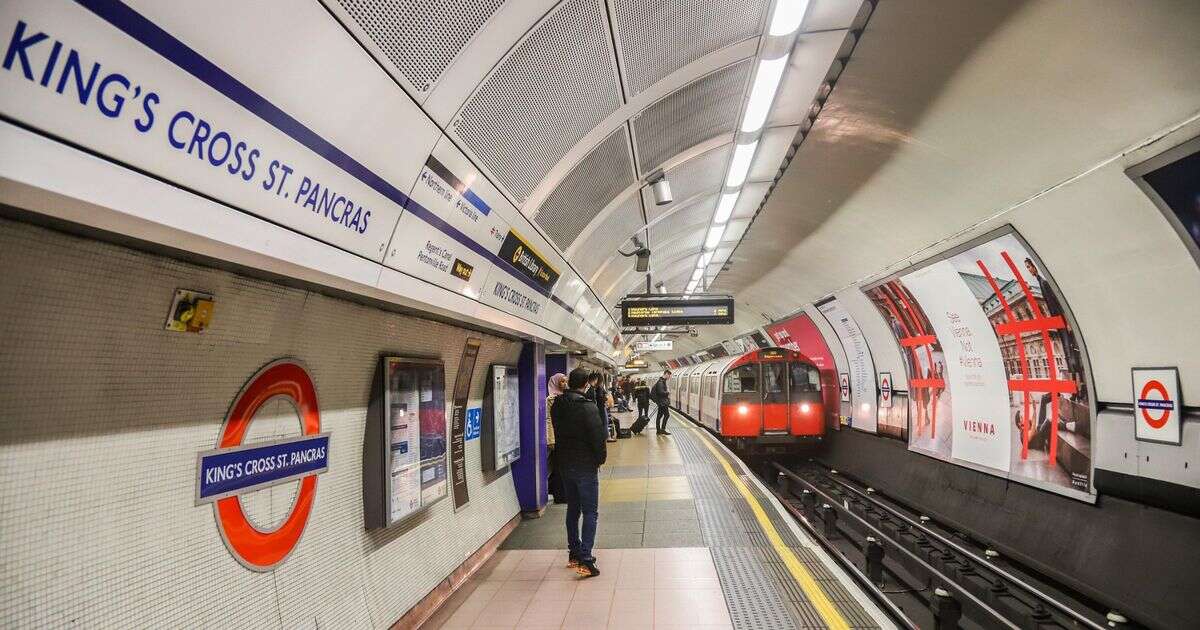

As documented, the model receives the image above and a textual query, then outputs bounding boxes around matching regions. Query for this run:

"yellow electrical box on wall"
[165,289,215,333]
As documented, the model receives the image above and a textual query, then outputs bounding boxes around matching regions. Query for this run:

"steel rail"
[817,469,1108,630]
[773,463,1022,630]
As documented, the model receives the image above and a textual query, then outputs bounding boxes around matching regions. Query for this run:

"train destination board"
[621,297,735,326]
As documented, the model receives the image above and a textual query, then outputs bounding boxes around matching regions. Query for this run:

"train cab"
[677,348,825,452]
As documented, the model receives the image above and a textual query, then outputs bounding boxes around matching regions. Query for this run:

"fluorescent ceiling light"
[705,224,725,249]
[725,141,759,187]
[740,54,789,133]
[713,192,740,224]
[698,251,714,267]
[691,268,704,281]
[768,0,810,36]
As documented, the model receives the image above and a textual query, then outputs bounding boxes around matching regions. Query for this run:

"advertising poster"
[383,358,448,525]
[865,229,1093,497]
[900,262,1011,472]
[817,299,879,433]
[765,313,840,429]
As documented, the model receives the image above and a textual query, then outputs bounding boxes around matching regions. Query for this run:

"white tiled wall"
[0,217,523,629]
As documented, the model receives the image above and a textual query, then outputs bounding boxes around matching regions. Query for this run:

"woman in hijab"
[545,373,568,503]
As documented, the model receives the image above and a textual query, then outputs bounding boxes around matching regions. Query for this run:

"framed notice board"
[364,357,448,529]
[482,364,522,471]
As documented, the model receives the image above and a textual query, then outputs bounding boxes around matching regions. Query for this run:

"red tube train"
[656,348,826,453]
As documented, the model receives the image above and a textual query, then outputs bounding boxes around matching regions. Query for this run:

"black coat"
[652,378,670,405]
[634,385,650,405]
[550,390,608,471]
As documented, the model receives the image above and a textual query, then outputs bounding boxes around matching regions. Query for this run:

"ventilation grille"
[336,0,504,93]
[570,193,645,281]
[653,231,705,265]
[649,195,717,244]
[631,60,751,175]
[643,143,731,224]
[454,0,621,202]
[533,128,634,250]
[612,0,768,96]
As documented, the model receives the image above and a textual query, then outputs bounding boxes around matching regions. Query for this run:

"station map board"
[482,365,521,471]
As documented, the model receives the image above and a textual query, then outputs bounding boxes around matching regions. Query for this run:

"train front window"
[762,363,788,403]
[789,362,820,393]
[724,365,757,393]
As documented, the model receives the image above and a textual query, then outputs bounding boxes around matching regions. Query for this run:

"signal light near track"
[1132,367,1182,445]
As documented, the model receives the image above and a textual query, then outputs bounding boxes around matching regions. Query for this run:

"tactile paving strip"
[710,547,801,630]
[671,417,882,629]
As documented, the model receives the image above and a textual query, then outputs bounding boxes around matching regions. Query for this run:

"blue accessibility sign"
[465,407,481,441]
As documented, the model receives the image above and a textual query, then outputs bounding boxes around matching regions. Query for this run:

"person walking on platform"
[545,372,568,504]
[634,379,651,424]
[550,367,608,578]
[652,370,672,435]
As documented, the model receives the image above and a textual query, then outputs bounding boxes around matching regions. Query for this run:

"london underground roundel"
[1132,367,1182,445]
[195,359,330,571]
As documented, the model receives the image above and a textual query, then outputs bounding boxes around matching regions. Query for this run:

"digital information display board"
[621,297,734,326]
[482,365,522,471]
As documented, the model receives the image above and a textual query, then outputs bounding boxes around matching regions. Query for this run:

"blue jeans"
[561,467,599,561]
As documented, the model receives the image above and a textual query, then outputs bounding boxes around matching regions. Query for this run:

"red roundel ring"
[214,359,320,570]
[1139,379,1171,429]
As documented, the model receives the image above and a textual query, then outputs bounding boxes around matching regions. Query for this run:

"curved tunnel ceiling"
[331,0,868,357]
[647,0,1200,369]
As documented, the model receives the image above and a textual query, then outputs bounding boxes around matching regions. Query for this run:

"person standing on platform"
[550,367,608,577]
[652,370,672,435]
[634,379,651,424]
[545,373,567,504]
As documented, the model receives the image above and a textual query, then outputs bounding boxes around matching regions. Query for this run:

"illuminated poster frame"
[364,357,449,529]
[862,225,1098,502]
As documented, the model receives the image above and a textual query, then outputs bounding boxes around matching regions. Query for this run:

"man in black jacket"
[652,371,672,435]
[550,367,608,577]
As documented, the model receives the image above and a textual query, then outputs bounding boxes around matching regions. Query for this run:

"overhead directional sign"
[621,296,734,326]
[633,339,673,352]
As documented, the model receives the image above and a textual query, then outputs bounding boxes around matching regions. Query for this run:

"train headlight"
[800,403,811,413]
[738,404,749,415]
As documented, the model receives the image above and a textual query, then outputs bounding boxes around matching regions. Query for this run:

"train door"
[761,361,789,433]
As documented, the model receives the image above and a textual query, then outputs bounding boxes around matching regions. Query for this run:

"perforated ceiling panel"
[336,0,505,93]
[653,230,706,264]
[534,127,635,250]
[642,143,731,224]
[631,60,751,175]
[570,193,646,281]
[611,0,768,96]
[453,0,621,202]
[649,195,717,244]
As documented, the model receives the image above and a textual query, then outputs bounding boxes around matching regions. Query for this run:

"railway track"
[761,461,1130,630]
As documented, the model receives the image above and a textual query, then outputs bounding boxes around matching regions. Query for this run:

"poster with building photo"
[865,280,954,460]
[945,232,1092,493]
[865,229,1093,498]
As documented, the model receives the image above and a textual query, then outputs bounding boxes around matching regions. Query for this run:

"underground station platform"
[421,409,892,630]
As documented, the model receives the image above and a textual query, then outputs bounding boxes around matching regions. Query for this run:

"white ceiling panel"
[534,127,635,250]
[731,182,769,220]
[452,0,621,202]
[571,193,646,281]
[631,60,752,175]
[748,125,799,182]
[611,0,768,97]
[642,144,730,224]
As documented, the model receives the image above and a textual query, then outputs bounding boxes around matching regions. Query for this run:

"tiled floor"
[420,547,732,630]
[420,407,887,630]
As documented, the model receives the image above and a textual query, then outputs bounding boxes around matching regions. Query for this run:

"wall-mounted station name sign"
[620,296,735,327]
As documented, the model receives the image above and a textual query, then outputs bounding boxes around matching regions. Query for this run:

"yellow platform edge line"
[685,421,851,630]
